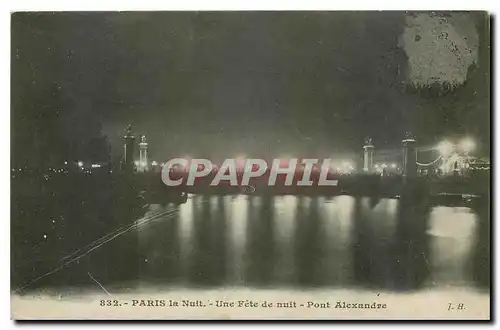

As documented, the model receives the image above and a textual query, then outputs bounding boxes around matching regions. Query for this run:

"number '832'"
[100,299,120,306]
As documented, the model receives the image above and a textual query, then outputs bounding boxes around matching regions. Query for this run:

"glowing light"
[381,163,388,168]
[151,161,158,166]
[391,163,397,169]
[91,164,101,168]
[437,140,453,156]
[43,234,47,239]
[134,160,140,167]
[460,137,475,153]
[235,157,246,169]
[64,161,68,165]
[77,161,83,167]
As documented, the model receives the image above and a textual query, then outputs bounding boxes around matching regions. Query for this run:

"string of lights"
[416,155,442,167]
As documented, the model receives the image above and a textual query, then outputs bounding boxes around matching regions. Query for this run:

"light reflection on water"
[227,195,248,284]
[178,196,194,281]
[322,195,354,284]
[136,194,486,291]
[427,206,478,287]
[11,174,489,296]
[272,195,297,283]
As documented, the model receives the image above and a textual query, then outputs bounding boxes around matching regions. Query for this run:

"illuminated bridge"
[113,126,489,205]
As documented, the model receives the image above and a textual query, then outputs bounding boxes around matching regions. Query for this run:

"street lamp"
[460,137,475,154]
[437,140,453,156]
[342,161,354,173]
[235,155,246,171]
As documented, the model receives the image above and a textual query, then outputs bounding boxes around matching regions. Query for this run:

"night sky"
[11,11,490,166]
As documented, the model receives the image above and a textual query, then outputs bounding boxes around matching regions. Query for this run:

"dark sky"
[11,12,490,165]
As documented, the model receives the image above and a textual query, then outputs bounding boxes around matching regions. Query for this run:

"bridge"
[114,126,489,207]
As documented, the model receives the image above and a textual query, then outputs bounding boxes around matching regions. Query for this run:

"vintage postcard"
[11,11,491,320]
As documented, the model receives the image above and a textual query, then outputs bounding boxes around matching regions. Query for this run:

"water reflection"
[139,204,181,283]
[427,206,478,286]
[226,195,248,285]
[133,193,486,292]
[392,192,430,290]
[187,195,227,286]
[294,196,321,286]
[321,196,355,286]
[352,197,400,289]
[246,194,275,286]
[471,195,490,289]
[273,196,296,285]
[13,190,489,293]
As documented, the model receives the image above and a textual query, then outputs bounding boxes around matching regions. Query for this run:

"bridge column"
[139,135,149,172]
[363,137,375,173]
[402,132,417,178]
[122,124,136,173]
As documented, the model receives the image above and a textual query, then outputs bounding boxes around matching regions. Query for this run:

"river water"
[13,193,489,294]
[128,194,488,292]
